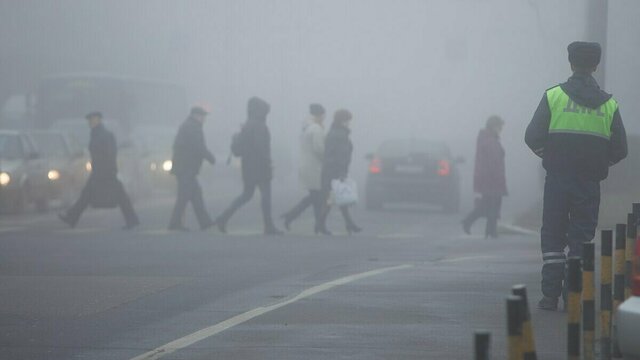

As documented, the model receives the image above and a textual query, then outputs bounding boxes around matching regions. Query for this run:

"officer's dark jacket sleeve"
[525,94,551,158]
[608,108,627,166]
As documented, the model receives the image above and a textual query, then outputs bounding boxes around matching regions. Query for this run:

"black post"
[601,230,613,360]
[567,257,582,360]
[474,331,491,360]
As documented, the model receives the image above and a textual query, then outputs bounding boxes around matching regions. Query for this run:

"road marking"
[0,226,25,234]
[129,264,413,360]
[54,227,105,234]
[438,255,496,263]
[378,233,422,239]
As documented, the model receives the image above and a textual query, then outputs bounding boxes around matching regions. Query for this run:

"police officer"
[59,112,140,229]
[525,42,628,311]
[168,105,216,231]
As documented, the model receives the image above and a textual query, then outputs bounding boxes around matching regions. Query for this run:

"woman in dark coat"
[317,109,361,235]
[462,115,507,238]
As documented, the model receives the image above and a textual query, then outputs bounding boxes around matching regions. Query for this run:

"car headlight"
[85,161,92,172]
[150,162,158,171]
[0,172,10,186]
[162,160,172,172]
[48,170,61,181]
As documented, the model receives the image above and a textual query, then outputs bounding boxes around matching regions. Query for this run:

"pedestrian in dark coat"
[168,106,216,231]
[216,97,282,235]
[59,112,139,229]
[317,109,361,235]
[462,115,506,238]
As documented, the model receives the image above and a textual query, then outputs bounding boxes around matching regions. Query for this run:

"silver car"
[0,130,51,213]
[616,240,640,360]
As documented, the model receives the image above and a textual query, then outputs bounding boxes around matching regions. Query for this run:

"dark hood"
[560,72,612,109]
[247,97,270,123]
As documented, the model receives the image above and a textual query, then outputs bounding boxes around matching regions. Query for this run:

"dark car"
[365,139,463,212]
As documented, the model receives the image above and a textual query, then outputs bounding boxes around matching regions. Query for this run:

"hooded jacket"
[322,123,353,185]
[525,73,627,181]
[474,128,507,196]
[239,97,272,183]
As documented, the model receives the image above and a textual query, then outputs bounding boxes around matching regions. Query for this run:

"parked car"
[51,118,148,200]
[364,138,463,212]
[28,130,88,206]
[616,236,640,359]
[0,130,51,213]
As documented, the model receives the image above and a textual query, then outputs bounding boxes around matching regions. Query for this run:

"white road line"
[438,255,496,263]
[0,226,25,234]
[130,264,413,360]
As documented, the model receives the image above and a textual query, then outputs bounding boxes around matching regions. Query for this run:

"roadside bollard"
[582,242,595,360]
[600,230,613,360]
[511,285,537,360]
[613,223,626,358]
[474,331,491,360]
[506,295,523,360]
[566,257,581,360]
[626,213,637,300]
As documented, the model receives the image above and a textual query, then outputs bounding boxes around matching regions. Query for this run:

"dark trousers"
[318,181,357,231]
[217,180,275,231]
[540,172,600,299]
[283,190,323,229]
[463,194,503,237]
[66,178,139,227]
[169,175,213,229]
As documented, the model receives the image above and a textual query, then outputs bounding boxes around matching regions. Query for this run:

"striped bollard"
[512,285,537,360]
[506,295,523,360]
[626,214,637,300]
[600,230,613,360]
[566,257,581,360]
[613,223,626,358]
[582,242,595,360]
[474,331,491,360]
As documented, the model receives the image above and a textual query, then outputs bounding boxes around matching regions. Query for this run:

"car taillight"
[437,160,450,176]
[369,157,382,174]
[633,237,640,296]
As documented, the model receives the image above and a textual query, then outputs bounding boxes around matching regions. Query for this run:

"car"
[132,125,175,193]
[616,236,640,359]
[0,130,51,213]
[28,130,89,206]
[51,118,147,201]
[364,138,463,212]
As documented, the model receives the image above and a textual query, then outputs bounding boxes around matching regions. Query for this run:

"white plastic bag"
[331,178,358,207]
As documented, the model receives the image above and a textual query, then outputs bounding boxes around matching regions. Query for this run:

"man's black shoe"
[461,220,471,235]
[58,213,75,228]
[537,296,558,311]
[265,227,284,236]
[200,220,215,231]
[123,221,140,230]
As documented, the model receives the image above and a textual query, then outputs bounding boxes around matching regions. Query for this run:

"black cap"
[190,106,209,116]
[568,41,602,68]
[85,111,103,120]
[309,103,325,116]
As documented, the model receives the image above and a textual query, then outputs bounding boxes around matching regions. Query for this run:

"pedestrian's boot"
[264,225,284,236]
[280,213,293,232]
[461,219,471,235]
[58,213,76,228]
[537,296,558,311]
[123,220,140,230]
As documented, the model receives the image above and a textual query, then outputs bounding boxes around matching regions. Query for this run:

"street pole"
[585,0,608,86]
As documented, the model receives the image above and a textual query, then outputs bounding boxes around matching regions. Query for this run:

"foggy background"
[1,0,638,220]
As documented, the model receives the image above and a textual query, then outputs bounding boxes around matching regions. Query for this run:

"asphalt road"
[0,181,567,360]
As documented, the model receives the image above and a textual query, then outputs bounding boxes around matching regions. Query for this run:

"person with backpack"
[168,105,216,231]
[281,104,327,234]
[216,97,283,236]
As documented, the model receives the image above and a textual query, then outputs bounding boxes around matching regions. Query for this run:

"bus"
[34,73,187,131]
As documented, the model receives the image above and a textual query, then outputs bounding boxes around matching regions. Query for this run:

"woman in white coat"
[282,104,329,234]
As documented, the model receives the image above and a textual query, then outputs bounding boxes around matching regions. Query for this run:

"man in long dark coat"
[59,112,139,229]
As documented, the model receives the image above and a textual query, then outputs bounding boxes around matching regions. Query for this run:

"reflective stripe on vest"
[546,86,617,140]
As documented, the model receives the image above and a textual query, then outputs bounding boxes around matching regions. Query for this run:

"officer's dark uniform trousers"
[541,172,600,298]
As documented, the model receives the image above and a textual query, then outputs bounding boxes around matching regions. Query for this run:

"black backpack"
[230,128,246,157]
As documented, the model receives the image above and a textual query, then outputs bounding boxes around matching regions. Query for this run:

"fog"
[1,0,639,220]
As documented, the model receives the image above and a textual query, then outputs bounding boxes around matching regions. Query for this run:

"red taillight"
[369,157,382,174]
[437,160,450,176]
[633,238,640,296]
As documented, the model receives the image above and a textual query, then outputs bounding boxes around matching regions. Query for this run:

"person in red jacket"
[462,115,507,238]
